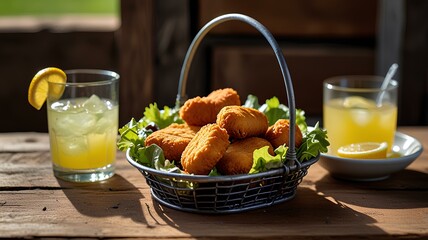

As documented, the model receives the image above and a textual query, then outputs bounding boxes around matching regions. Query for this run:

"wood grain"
[198,0,377,38]
[119,0,155,125]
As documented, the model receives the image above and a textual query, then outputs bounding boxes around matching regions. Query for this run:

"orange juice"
[323,96,397,155]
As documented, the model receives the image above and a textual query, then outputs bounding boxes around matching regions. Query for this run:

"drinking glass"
[47,69,119,182]
[323,75,398,156]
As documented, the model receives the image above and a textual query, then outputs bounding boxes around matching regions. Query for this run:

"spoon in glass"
[376,63,398,106]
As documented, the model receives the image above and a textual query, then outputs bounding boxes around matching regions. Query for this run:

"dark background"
[1,0,427,132]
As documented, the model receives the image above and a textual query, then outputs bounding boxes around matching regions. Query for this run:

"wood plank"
[0,31,117,133]
[0,132,49,152]
[1,185,426,238]
[211,45,375,121]
[400,0,428,125]
[198,0,377,38]
[0,127,426,239]
[119,0,155,125]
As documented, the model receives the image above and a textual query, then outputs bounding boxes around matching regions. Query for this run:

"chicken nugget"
[217,137,274,175]
[265,119,303,149]
[216,106,269,139]
[144,123,201,162]
[181,124,230,175]
[179,88,241,126]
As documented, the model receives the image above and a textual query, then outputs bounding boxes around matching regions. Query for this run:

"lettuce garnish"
[296,122,330,162]
[244,94,307,132]
[117,103,183,166]
[141,103,183,129]
[249,145,287,174]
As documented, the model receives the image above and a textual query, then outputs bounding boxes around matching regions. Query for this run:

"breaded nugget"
[179,88,241,126]
[144,123,201,162]
[265,119,303,148]
[181,124,230,175]
[217,137,274,175]
[216,106,269,139]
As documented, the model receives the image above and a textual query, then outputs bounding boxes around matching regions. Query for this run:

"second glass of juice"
[47,69,119,182]
[323,76,398,156]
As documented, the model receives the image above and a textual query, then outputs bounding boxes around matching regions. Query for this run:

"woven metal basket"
[126,13,320,214]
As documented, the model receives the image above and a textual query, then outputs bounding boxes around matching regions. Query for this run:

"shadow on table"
[315,169,428,209]
[150,187,386,238]
[58,174,146,224]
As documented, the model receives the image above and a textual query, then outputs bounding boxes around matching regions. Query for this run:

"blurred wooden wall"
[0,31,118,132]
[191,0,377,125]
[0,0,426,133]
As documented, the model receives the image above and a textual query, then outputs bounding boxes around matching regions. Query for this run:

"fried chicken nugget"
[179,88,241,126]
[217,137,274,175]
[216,106,269,139]
[181,124,230,175]
[144,123,201,162]
[265,119,303,149]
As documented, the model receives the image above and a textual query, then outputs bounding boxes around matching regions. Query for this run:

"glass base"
[53,164,114,183]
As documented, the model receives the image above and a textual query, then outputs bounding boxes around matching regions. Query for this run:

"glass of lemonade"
[323,75,398,156]
[47,69,119,182]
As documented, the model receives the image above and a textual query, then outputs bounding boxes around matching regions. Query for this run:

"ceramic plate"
[319,132,423,181]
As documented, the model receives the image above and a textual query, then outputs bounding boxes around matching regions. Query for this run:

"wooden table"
[1,127,427,239]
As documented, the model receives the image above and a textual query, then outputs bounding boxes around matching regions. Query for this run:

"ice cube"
[93,108,118,134]
[82,94,107,114]
[94,117,112,134]
[59,136,88,155]
[350,108,373,126]
[55,112,97,136]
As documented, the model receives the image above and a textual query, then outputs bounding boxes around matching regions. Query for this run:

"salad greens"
[249,145,288,174]
[249,123,328,173]
[297,122,330,162]
[140,103,183,129]
[117,103,182,152]
[244,95,307,132]
[118,95,329,175]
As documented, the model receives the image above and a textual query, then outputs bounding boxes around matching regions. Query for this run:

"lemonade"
[323,96,397,155]
[28,68,119,182]
[47,95,118,170]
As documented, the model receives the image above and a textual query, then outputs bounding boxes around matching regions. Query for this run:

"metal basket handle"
[176,13,298,165]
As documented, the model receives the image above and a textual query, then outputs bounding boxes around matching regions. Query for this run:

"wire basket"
[126,13,320,214]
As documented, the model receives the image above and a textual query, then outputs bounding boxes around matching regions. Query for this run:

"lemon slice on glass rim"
[337,142,388,159]
[28,67,67,110]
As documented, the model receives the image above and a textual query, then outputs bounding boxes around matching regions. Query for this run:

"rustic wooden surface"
[0,127,427,239]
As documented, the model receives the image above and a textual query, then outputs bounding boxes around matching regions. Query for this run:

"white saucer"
[319,132,423,181]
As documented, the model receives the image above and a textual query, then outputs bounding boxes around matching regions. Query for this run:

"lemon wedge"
[337,142,388,159]
[343,96,376,109]
[28,67,66,110]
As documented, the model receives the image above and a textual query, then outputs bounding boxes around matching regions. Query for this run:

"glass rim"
[324,75,398,93]
[48,69,120,87]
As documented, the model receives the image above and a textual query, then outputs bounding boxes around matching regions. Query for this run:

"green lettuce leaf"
[208,167,221,176]
[117,118,151,152]
[133,144,183,173]
[117,103,183,153]
[249,145,288,174]
[141,103,183,129]
[296,122,330,162]
[248,95,307,132]
[243,94,261,109]
[259,97,289,126]
[249,123,330,173]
